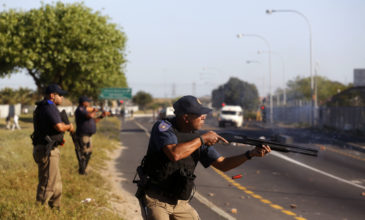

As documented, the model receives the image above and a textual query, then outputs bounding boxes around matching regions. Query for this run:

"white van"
[158,106,175,120]
[218,105,244,127]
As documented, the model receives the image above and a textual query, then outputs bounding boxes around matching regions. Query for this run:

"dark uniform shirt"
[75,106,96,135]
[148,119,221,168]
[33,100,63,143]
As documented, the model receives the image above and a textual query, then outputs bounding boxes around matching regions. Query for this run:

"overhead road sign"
[99,88,132,100]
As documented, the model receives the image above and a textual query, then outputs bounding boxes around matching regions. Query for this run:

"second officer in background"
[74,96,108,175]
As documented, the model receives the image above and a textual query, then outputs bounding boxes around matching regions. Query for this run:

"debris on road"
[232,174,242,179]
[81,198,94,203]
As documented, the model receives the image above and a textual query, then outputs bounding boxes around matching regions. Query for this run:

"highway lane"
[119,117,365,220]
[203,117,365,220]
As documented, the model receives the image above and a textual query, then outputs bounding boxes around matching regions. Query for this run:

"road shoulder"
[100,142,142,220]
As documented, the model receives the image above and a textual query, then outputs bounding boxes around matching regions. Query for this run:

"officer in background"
[136,95,271,220]
[74,96,108,175]
[31,84,74,209]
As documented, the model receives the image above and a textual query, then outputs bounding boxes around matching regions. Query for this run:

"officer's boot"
[85,152,92,170]
[77,156,83,174]
[79,155,87,175]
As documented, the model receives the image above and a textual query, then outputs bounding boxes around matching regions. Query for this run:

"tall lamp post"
[246,60,260,64]
[246,60,266,95]
[258,50,286,105]
[201,66,226,103]
[237,33,273,124]
[245,60,266,95]
[266,9,315,126]
[314,61,319,108]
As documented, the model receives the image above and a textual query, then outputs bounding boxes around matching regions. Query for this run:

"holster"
[45,135,57,157]
[133,165,150,199]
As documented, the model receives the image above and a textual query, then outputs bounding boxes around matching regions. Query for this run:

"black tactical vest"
[142,128,200,200]
[31,100,64,145]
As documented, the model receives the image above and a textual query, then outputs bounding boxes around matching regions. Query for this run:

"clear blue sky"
[1,0,364,98]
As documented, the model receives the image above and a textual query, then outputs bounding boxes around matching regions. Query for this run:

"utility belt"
[32,138,63,146]
[75,132,93,137]
[134,167,196,202]
[32,140,49,145]
[146,184,190,203]
[31,134,64,146]
[146,173,196,201]
[146,185,180,205]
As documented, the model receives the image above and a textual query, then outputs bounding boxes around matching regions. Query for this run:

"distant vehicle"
[218,105,244,128]
[158,106,175,120]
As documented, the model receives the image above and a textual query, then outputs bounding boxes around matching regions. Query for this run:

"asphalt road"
[117,116,365,220]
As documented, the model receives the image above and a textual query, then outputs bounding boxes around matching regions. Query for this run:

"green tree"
[0,88,16,104]
[212,77,260,111]
[0,2,127,99]
[325,85,365,107]
[285,76,349,105]
[0,87,38,105]
[132,91,153,110]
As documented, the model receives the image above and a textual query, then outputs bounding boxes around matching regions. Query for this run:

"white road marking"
[271,151,365,190]
[134,120,150,137]
[133,120,236,220]
[195,192,236,220]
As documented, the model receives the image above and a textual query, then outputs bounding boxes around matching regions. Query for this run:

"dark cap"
[45,84,67,96]
[79,96,92,104]
[173,95,212,115]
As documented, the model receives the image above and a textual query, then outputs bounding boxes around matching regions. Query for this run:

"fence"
[270,105,365,131]
[318,106,365,131]
[58,106,77,116]
[0,103,132,118]
[272,105,312,125]
[0,104,22,118]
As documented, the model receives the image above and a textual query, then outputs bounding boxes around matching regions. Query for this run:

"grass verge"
[0,115,123,219]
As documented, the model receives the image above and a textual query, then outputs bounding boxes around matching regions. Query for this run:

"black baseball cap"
[45,84,67,96]
[173,95,212,115]
[79,96,92,104]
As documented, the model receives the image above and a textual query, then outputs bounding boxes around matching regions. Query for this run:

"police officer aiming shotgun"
[31,84,74,210]
[134,95,271,220]
[74,96,109,175]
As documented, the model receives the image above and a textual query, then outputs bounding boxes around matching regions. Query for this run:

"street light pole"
[258,50,286,105]
[246,60,265,94]
[237,33,273,124]
[266,9,314,126]
[202,66,227,104]
[246,60,260,64]
[314,61,319,108]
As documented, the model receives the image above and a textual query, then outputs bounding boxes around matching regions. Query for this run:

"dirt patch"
[101,143,142,220]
